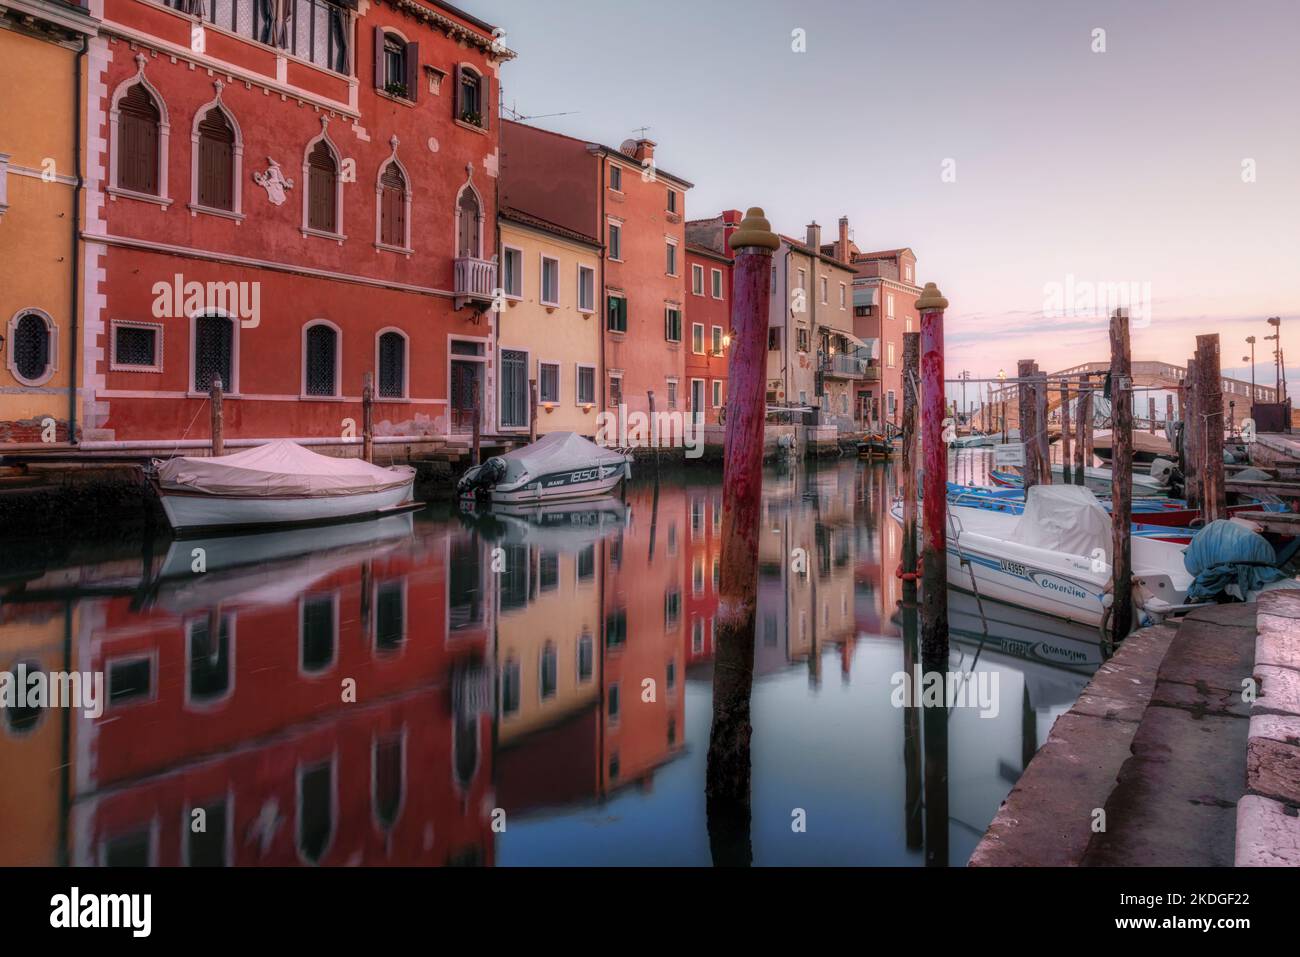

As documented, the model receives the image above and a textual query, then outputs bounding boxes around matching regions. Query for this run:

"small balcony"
[820,353,873,379]
[454,256,497,309]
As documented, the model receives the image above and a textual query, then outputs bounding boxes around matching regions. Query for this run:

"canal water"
[0,454,1102,866]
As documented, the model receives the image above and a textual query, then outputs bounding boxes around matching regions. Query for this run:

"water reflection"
[0,458,1096,866]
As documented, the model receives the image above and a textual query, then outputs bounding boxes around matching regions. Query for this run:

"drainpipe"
[598,153,606,425]
[69,37,86,445]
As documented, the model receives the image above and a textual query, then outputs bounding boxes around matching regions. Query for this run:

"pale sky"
[474,0,1300,393]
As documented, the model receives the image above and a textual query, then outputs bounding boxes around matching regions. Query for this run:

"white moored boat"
[891,484,1193,628]
[457,431,631,505]
[153,440,417,534]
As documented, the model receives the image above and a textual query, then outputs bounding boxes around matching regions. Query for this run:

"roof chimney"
[722,209,743,250]
[806,221,821,253]
[838,216,850,263]
[632,139,656,163]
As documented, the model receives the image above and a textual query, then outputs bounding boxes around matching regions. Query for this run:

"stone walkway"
[971,593,1300,867]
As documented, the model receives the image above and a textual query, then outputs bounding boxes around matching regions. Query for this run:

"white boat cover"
[1011,484,1112,562]
[157,440,414,498]
[496,431,628,484]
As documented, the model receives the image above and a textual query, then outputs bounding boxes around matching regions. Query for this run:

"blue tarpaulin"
[1183,520,1286,601]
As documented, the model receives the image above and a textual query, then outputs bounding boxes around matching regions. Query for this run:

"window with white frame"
[502,246,523,298]
[577,264,595,312]
[608,221,622,260]
[538,361,560,404]
[540,256,560,306]
[691,263,704,295]
[666,378,678,410]
[666,240,678,276]
[820,276,828,303]
[712,379,723,408]
[665,307,682,343]
[692,322,705,354]
[711,268,723,299]
[111,321,162,372]
[887,341,896,368]
[712,325,723,354]
[609,163,622,191]
[666,187,677,213]
[8,310,57,386]
[303,322,340,397]
[839,283,846,308]
[577,364,595,405]
[377,330,406,398]
[887,293,895,318]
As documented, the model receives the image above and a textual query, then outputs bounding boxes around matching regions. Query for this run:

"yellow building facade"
[497,212,602,438]
[0,0,96,447]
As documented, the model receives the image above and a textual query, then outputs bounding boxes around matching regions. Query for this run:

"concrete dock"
[971,591,1300,867]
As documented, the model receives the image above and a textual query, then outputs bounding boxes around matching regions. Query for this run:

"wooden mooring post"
[706,207,776,865]
[1059,378,1072,484]
[648,389,659,473]
[1081,374,1092,475]
[1109,309,1133,651]
[210,376,224,457]
[471,377,481,467]
[1184,358,1202,513]
[1018,360,1039,491]
[901,332,920,596]
[1148,396,1157,434]
[362,372,375,463]
[918,284,949,665]
[1197,334,1227,521]
[529,379,538,445]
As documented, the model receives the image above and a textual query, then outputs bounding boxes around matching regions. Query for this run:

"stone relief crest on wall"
[252,158,294,206]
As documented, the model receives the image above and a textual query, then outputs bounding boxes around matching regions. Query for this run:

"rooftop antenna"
[502,99,577,123]
[633,126,651,139]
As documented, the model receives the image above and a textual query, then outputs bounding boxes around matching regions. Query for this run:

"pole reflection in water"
[0,456,1100,866]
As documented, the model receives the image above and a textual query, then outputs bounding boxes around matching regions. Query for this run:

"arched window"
[455,66,486,128]
[193,313,233,393]
[304,323,338,397]
[117,84,161,195]
[457,188,481,259]
[307,140,339,234]
[196,107,235,211]
[9,312,53,385]
[378,162,407,248]
[377,330,406,398]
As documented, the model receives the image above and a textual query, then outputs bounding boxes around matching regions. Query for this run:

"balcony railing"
[820,354,873,378]
[455,256,497,303]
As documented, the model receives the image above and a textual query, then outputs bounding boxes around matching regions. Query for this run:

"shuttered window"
[193,314,233,392]
[455,66,486,127]
[379,162,406,247]
[500,349,527,428]
[197,107,235,211]
[117,84,160,195]
[377,331,405,398]
[12,314,51,383]
[307,140,338,233]
[304,324,338,396]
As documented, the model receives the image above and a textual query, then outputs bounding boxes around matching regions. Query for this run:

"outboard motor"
[1148,457,1176,486]
[456,456,507,498]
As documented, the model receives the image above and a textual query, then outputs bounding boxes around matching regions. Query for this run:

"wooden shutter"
[380,163,405,247]
[118,84,160,194]
[307,140,337,233]
[479,72,489,129]
[197,108,234,210]
[405,42,419,102]
[373,25,385,88]
[453,64,462,121]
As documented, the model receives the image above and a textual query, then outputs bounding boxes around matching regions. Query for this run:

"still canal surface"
[0,455,1103,866]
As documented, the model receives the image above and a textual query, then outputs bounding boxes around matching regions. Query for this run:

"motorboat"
[892,484,1194,628]
[1091,429,1173,465]
[946,483,1193,543]
[990,465,1170,497]
[457,431,631,505]
[950,430,998,448]
[152,440,417,534]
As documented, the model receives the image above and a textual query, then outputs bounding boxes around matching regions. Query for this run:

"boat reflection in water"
[0,460,1098,867]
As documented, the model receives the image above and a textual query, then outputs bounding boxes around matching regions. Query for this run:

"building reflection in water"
[0,458,1100,866]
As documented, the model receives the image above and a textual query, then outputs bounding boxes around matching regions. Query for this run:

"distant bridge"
[982,360,1279,431]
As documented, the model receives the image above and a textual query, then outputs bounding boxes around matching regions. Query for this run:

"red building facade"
[81,0,510,449]
[682,240,732,427]
[500,122,692,422]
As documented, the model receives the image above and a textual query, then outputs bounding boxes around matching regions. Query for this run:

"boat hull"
[159,479,415,534]
[485,463,626,505]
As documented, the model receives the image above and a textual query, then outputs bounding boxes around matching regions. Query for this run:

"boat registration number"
[998,558,1029,577]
